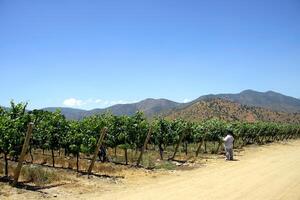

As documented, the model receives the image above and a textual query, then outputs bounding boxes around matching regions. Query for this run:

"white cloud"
[102,100,110,106]
[110,100,132,105]
[183,98,190,103]
[62,98,139,108]
[63,98,84,107]
[95,99,103,103]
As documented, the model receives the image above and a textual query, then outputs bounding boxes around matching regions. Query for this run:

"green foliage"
[0,101,31,158]
[1,101,300,171]
[201,119,227,142]
[33,110,68,152]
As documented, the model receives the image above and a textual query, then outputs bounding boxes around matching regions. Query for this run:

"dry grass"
[21,164,60,186]
[0,143,224,183]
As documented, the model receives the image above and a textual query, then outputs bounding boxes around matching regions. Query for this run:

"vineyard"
[1,101,300,184]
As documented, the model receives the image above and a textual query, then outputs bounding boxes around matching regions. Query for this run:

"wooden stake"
[87,127,107,176]
[195,138,204,157]
[136,127,152,167]
[12,122,34,186]
[170,129,186,160]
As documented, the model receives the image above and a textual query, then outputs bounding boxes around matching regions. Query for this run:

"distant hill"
[0,106,9,112]
[39,90,300,120]
[194,90,300,113]
[166,98,300,124]
[85,98,180,118]
[42,98,180,120]
[3,89,299,121]
[42,107,86,120]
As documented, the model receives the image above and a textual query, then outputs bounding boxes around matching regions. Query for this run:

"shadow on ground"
[0,176,64,194]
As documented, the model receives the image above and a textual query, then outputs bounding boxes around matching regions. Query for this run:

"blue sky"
[0,0,300,110]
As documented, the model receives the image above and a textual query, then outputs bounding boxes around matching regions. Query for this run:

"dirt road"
[93,140,300,200]
[2,140,300,200]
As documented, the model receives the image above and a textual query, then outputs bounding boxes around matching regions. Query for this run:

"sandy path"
[2,140,300,200]
[92,140,300,200]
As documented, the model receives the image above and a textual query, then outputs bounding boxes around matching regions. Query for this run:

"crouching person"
[98,145,107,162]
[223,130,234,161]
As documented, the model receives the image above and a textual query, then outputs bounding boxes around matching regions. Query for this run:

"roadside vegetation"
[1,101,299,185]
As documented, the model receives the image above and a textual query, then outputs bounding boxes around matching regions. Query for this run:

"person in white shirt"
[223,130,234,160]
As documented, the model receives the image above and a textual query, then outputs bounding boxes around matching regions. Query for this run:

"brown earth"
[1,140,300,200]
[166,98,300,123]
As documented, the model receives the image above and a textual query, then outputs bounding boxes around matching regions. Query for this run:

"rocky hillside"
[166,98,300,123]
[195,90,300,113]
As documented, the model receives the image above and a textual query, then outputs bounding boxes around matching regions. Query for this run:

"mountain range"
[2,90,300,123]
[193,90,300,113]
[166,98,300,123]
[42,98,180,120]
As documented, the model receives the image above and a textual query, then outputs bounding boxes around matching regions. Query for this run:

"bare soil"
[1,140,300,200]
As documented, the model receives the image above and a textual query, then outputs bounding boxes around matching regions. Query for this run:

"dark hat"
[227,129,233,135]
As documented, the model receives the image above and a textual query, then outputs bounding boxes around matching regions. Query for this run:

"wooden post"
[216,140,222,154]
[87,127,107,176]
[136,127,152,167]
[170,129,186,160]
[12,122,34,186]
[195,138,204,157]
